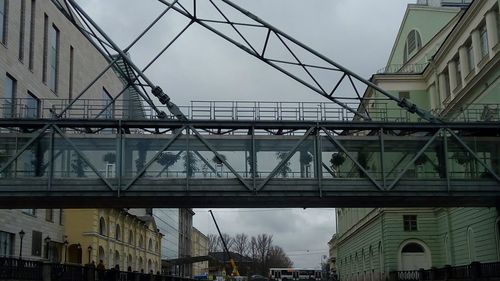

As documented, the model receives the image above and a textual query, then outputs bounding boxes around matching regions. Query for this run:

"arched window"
[128,230,134,244]
[467,227,476,263]
[148,259,153,272]
[139,257,144,271]
[402,243,425,253]
[99,217,106,236]
[128,254,133,269]
[496,220,500,260]
[98,246,105,262]
[378,242,384,281]
[114,251,120,267]
[404,30,422,63]
[139,235,144,249]
[444,234,451,265]
[115,224,121,241]
[148,238,153,251]
[399,240,431,271]
[155,241,159,253]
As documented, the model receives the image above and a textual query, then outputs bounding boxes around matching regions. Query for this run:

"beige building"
[191,227,209,277]
[64,209,162,273]
[0,0,124,263]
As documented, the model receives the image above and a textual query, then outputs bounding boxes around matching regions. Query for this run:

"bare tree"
[220,233,234,251]
[233,233,249,257]
[208,233,221,253]
[256,234,273,275]
[268,246,293,268]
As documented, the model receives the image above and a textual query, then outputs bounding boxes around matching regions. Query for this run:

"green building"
[331,0,500,280]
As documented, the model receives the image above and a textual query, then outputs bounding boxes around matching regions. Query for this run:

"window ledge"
[464,69,475,83]
[493,41,500,52]
[478,55,489,69]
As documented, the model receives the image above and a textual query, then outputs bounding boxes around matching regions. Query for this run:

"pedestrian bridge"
[0,119,498,208]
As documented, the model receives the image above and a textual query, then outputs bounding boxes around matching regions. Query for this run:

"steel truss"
[0,120,498,208]
[50,0,440,123]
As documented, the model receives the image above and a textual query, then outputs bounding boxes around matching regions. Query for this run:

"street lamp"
[87,245,92,264]
[18,230,25,259]
[44,236,51,260]
[64,240,69,263]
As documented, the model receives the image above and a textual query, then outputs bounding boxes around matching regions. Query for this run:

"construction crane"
[209,210,240,277]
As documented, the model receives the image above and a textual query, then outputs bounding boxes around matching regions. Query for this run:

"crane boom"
[209,210,240,277]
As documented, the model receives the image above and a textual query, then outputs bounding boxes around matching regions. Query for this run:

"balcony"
[377,63,428,74]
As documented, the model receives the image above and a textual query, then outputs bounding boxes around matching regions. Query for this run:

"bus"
[269,268,322,281]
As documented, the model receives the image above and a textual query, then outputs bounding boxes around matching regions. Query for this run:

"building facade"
[333,0,500,280]
[0,0,124,263]
[191,227,209,277]
[64,209,162,272]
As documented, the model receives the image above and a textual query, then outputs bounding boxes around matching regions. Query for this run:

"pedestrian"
[97,260,106,281]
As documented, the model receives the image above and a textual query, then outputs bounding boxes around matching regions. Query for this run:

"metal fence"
[0,98,497,123]
[389,261,500,281]
[0,257,43,281]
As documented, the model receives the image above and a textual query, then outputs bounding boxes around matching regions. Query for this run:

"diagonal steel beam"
[193,150,222,178]
[190,126,252,191]
[257,127,315,192]
[0,124,51,175]
[387,129,442,191]
[52,125,115,191]
[65,0,187,121]
[123,126,187,191]
[321,127,384,191]
[447,129,500,183]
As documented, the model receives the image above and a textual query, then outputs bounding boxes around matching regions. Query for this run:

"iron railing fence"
[0,98,497,123]
[389,261,500,281]
[376,63,428,74]
[0,257,43,281]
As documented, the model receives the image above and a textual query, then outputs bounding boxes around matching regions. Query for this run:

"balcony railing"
[376,63,427,74]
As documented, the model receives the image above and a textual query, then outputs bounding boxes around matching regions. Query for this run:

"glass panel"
[0,133,50,179]
[49,25,59,92]
[0,0,5,43]
[447,136,499,180]
[26,92,39,118]
[3,75,15,118]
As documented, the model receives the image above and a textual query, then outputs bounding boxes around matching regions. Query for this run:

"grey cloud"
[75,0,413,267]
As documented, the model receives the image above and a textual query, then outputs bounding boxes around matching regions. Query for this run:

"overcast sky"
[77,0,413,268]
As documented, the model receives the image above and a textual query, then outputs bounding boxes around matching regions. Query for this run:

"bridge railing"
[0,98,497,122]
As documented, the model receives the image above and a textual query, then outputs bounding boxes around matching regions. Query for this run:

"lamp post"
[44,236,51,260]
[18,230,25,259]
[87,245,92,264]
[64,240,68,263]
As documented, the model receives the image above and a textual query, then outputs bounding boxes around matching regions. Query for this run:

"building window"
[148,238,153,251]
[45,209,53,222]
[0,0,8,45]
[115,224,121,241]
[139,235,144,249]
[31,230,42,257]
[28,0,35,70]
[4,74,16,118]
[102,88,113,119]
[22,209,35,216]
[479,24,489,58]
[399,92,410,100]
[466,42,474,73]
[455,57,462,89]
[18,0,26,61]
[467,227,476,262]
[404,30,422,63]
[42,13,48,83]
[59,209,63,225]
[69,46,74,99]
[26,91,39,118]
[99,217,106,236]
[48,24,59,93]
[128,230,133,245]
[0,231,14,257]
[403,215,418,231]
